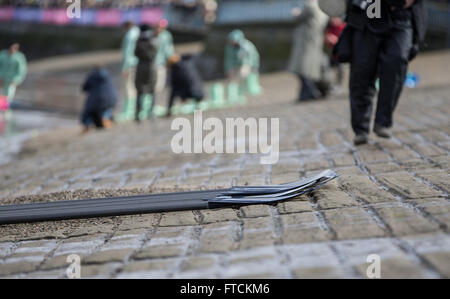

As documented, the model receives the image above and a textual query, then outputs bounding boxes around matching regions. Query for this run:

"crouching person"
[81,65,118,133]
[166,54,204,117]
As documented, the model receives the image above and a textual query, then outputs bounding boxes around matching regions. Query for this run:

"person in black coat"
[134,24,158,122]
[344,0,427,145]
[81,65,118,132]
[166,54,204,116]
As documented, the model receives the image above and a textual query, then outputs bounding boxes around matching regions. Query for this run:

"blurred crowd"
[0,0,216,9]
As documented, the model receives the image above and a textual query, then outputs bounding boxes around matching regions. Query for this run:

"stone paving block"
[6,251,48,261]
[80,262,120,279]
[181,256,216,271]
[365,163,402,174]
[416,171,449,193]
[200,209,238,224]
[198,232,235,253]
[159,211,198,227]
[315,189,359,210]
[282,226,332,244]
[358,147,391,163]
[338,175,397,203]
[419,130,448,143]
[278,201,312,214]
[83,248,135,264]
[320,131,344,148]
[389,148,420,162]
[280,213,332,244]
[0,260,41,277]
[234,175,265,186]
[271,162,301,176]
[136,244,186,259]
[303,159,330,171]
[270,172,301,185]
[243,217,273,231]
[324,208,385,239]
[151,227,191,241]
[430,155,450,168]
[111,228,147,238]
[229,253,276,265]
[421,251,450,278]
[39,180,67,194]
[399,231,450,276]
[298,137,319,150]
[409,198,450,229]
[240,205,272,218]
[374,204,440,236]
[335,167,365,177]
[400,159,434,171]
[117,214,158,231]
[180,175,210,187]
[376,172,443,198]
[20,269,65,279]
[394,132,421,144]
[240,230,275,250]
[129,169,158,183]
[0,242,15,258]
[293,266,346,279]
[331,154,355,167]
[120,259,174,273]
[91,177,123,189]
[411,143,447,158]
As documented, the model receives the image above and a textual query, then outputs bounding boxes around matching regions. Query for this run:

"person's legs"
[135,90,143,122]
[120,68,137,120]
[349,29,382,136]
[125,68,137,101]
[375,27,412,131]
[4,81,17,101]
[101,109,113,128]
[166,91,176,116]
[80,109,94,133]
[155,66,167,94]
[299,76,321,101]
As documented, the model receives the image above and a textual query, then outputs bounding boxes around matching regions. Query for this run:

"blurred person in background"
[154,19,175,95]
[0,43,27,108]
[224,29,261,104]
[134,24,158,123]
[80,65,118,133]
[119,21,140,121]
[346,0,426,145]
[166,54,204,117]
[324,17,346,93]
[288,0,329,102]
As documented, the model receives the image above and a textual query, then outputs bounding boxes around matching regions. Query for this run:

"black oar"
[0,170,337,225]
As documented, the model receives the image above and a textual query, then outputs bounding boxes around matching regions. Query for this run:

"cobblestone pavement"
[0,52,449,279]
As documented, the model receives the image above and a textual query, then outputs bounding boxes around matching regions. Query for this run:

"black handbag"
[333,25,354,63]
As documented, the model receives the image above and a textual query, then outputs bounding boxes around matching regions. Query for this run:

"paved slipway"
[0,51,449,279]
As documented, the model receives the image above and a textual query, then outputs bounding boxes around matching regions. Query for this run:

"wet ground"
[0,50,449,279]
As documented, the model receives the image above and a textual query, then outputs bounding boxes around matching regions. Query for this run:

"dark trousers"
[298,75,322,101]
[350,26,412,135]
[135,91,154,120]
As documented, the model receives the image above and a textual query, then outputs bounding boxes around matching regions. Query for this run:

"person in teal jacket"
[0,43,27,102]
[154,19,175,94]
[119,21,140,121]
[224,30,261,103]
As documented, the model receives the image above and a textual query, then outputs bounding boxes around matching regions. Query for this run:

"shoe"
[354,133,369,145]
[374,126,391,139]
[81,126,90,135]
[102,118,113,129]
